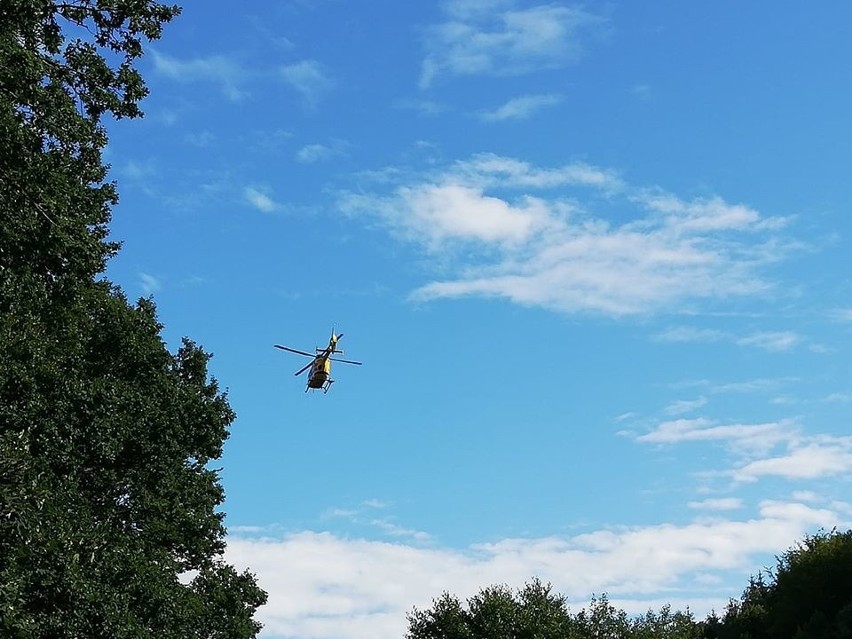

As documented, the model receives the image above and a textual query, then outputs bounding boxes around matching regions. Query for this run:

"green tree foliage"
[1,0,179,289]
[1,2,267,637]
[630,604,703,639]
[716,530,852,639]
[407,579,579,639]
[405,531,852,639]
[574,593,631,638]
[406,580,702,639]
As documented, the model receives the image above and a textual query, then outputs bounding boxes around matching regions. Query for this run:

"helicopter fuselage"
[307,357,332,391]
[274,331,361,394]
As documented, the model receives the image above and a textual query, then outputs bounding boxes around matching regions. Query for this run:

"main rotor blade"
[294,361,314,376]
[275,345,315,358]
[329,357,362,365]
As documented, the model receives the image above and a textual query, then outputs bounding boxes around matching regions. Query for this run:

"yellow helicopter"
[274,330,362,393]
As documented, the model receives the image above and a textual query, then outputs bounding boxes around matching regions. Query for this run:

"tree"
[715,530,852,639]
[630,604,703,639]
[1,2,267,636]
[574,593,631,638]
[406,579,579,639]
[406,580,704,639]
[769,529,852,639]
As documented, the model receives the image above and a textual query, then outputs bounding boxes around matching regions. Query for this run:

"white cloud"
[369,519,432,543]
[708,377,796,395]
[139,272,161,295]
[655,327,803,352]
[341,155,790,316]
[736,331,801,352]
[436,235,734,313]
[362,499,390,509]
[157,109,179,126]
[832,308,852,322]
[318,501,428,543]
[244,187,278,212]
[654,326,726,343]
[479,93,563,121]
[636,418,794,455]
[151,50,247,101]
[280,60,334,107]
[445,0,516,20]
[420,3,605,87]
[823,392,852,403]
[185,131,216,147]
[733,439,852,482]
[394,98,451,116]
[664,397,708,416]
[631,84,652,100]
[296,142,346,164]
[636,192,762,233]
[456,153,621,189]
[688,498,743,511]
[230,525,277,535]
[122,159,158,180]
[635,410,852,484]
[791,490,821,503]
[400,184,554,245]
[323,508,358,519]
[226,501,840,639]
[832,501,852,515]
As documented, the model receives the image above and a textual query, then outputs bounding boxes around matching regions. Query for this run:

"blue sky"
[103,2,852,637]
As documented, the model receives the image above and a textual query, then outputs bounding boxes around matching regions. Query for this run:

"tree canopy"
[406,580,700,639]
[713,529,852,639]
[1,2,266,637]
[406,530,852,639]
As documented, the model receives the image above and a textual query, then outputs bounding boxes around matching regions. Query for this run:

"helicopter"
[274,330,362,393]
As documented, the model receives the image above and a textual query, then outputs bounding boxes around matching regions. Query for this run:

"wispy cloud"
[478,93,563,121]
[733,438,852,482]
[369,520,432,543]
[735,331,801,352]
[280,60,334,107]
[636,418,795,455]
[631,83,652,100]
[656,326,803,352]
[226,500,840,639]
[654,326,727,343]
[150,50,248,101]
[454,153,621,189]
[634,407,852,484]
[688,498,743,511]
[320,501,429,543]
[823,392,852,404]
[791,490,822,502]
[244,186,278,212]
[664,397,708,416]
[444,0,517,20]
[340,154,792,316]
[361,499,390,509]
[296,142,347,164]
[635,191,772,233]
[139,272,161,295]
[708,377,797,395]
[185,131,216,147]
[831,308,852,322]
[122,159,158,180]
[394,97,451,116]
[420,2,606,87]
